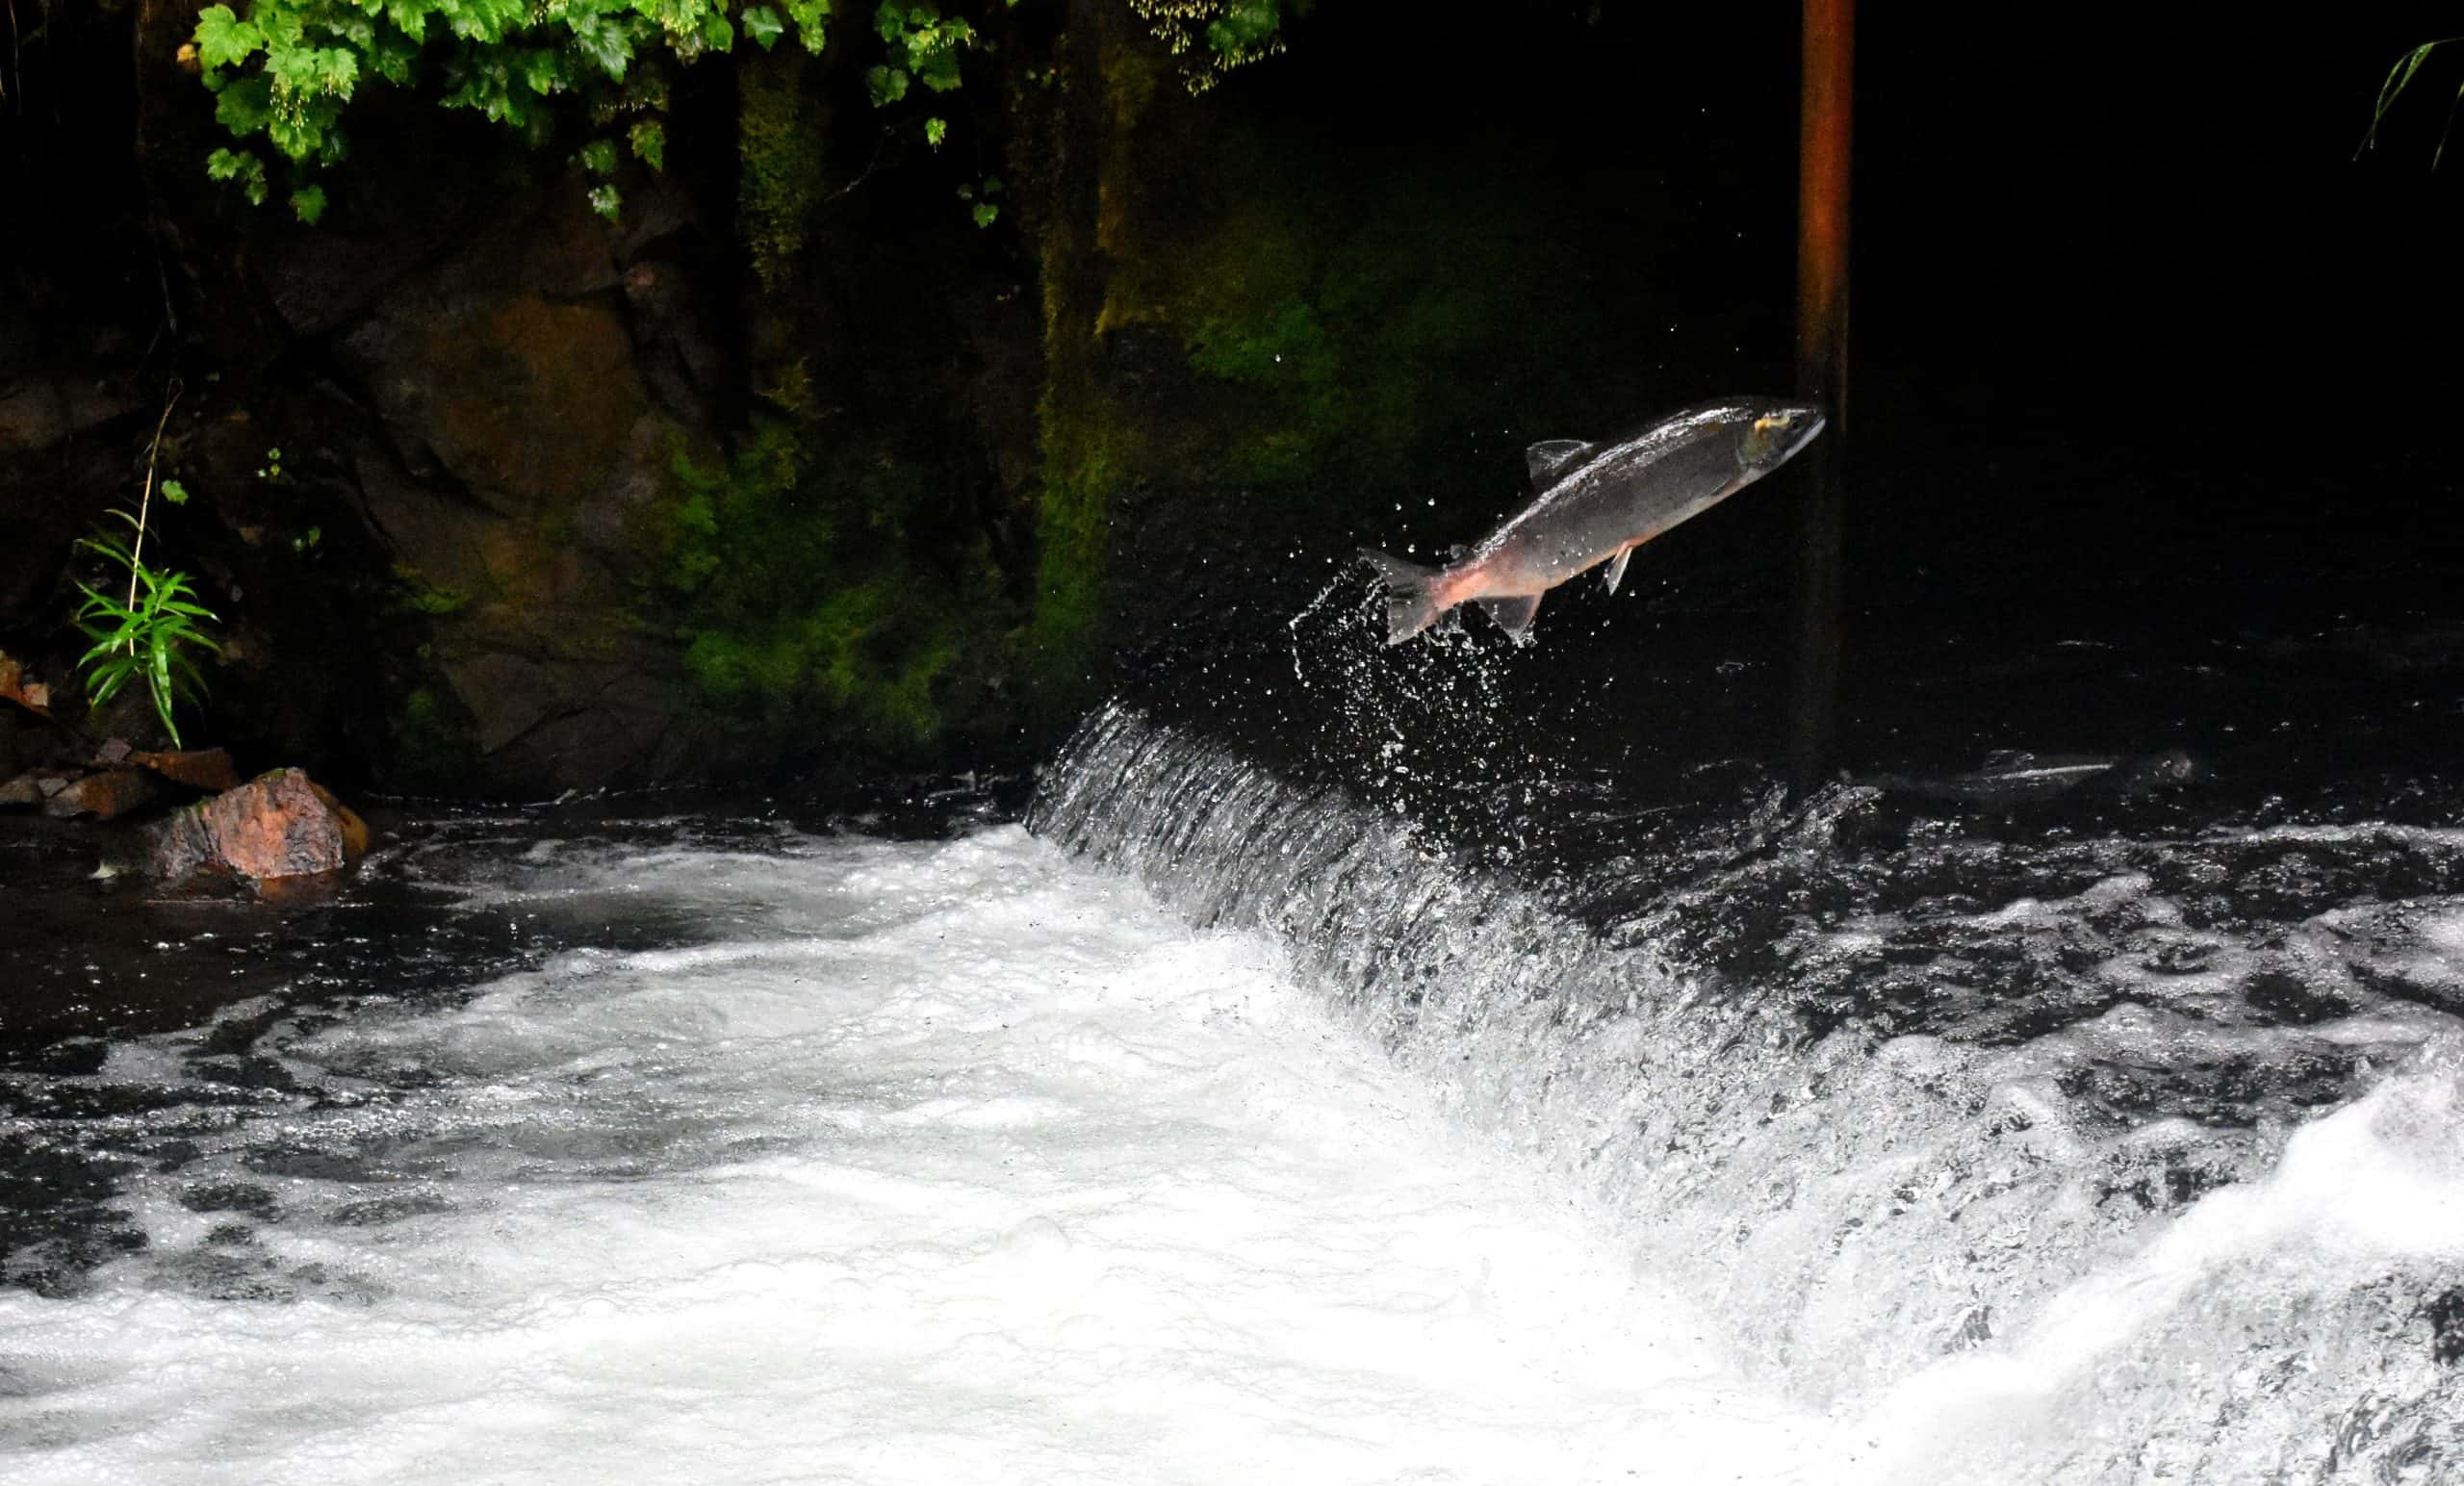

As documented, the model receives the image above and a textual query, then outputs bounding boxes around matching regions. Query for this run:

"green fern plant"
[73,514,222,749]
[68,383,221,748]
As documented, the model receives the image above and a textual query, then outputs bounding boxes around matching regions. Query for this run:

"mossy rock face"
[411,297,648,514]
[321,183,742,793]
[13,0,1787,790]
[1008,12,1797,711]
[1024,85,1636,688]
[385,686,481,796]
[636,416,1016,773]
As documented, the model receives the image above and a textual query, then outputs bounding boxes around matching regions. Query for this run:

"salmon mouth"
[1768,408,1827,466]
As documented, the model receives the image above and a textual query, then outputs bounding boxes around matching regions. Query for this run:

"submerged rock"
[148,768,371,895]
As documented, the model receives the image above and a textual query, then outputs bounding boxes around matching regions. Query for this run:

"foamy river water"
[3,824,1835,1484]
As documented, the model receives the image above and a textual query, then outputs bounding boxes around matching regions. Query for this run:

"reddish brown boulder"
[42,769,159,821]
[0,652,50,716]
[131,747,244,794]
[148,768,371,893]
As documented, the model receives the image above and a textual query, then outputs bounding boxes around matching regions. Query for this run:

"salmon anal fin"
[1476,594,1543,646]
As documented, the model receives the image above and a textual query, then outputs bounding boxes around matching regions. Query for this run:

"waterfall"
[1032,698,2464,1478]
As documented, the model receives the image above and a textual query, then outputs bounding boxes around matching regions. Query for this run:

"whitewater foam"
[0,827,1814,1484]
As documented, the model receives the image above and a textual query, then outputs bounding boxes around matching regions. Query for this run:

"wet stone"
[178,1183,284,1221]
[165,1248,296,1304]
[40,768,157,822]
[328,1193,454,1227]
[131,747,242,794]
[240,1144,384,1183]
[0,651,51,715]
[2427,1289,2464,1368]
[146,767,370,894]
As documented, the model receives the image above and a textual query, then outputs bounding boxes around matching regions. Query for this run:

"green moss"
[1022,212,1118,692]
[392,563,471,616]
[1025,182,1503,659]
[1042,153,1534,567]
[1187,298,1333,387]
[1017,59,1641,717]
[388,684,481,793]
[1028,394,1129,677]
[882,634,959,742]
[649,415,997,755]
[738,49,826,298]
[1161,190,1518,485]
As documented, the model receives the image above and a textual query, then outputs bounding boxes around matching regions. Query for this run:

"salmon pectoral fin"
[1476,593,1543,646]
[1603,547,1632,596]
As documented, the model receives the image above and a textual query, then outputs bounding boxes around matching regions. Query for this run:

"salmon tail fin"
[1356,548,1445,646]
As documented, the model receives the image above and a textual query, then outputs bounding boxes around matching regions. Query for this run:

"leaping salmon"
[1359,397,1825,646]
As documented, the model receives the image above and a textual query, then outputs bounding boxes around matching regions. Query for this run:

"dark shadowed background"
[2,1,2457,792]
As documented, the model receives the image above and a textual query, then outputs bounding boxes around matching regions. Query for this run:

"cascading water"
[5,590,2461,1484]
[1027,591,2464,1481]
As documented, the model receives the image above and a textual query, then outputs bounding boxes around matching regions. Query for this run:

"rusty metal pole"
[1790,0,1853,792]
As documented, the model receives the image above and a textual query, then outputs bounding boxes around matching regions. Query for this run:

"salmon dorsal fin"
[1476,593,1542,645]
[1524,440,1594,486]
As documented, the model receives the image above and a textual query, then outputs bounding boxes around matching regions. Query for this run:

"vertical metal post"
[1790,0,1853,791]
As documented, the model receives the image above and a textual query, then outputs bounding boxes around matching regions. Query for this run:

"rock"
[0,774,40,807]
[344,295,663,515]
[131,747,243,794]
[77,687,174,754]
[0,375,140,455]
[313,780,373,864]
[62,381,141,439]
[0,377,69,454]
[96,737,132,765]
[0,652,52,716]
[339,300,722,790]
[41,768,158,821]
[148,768,371,893]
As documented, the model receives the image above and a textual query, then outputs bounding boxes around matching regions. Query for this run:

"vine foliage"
[188,1,1291,222]
[195,0,832,222]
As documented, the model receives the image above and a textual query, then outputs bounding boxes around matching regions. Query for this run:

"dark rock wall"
[18,5,2440,795]
[7,5,794,793]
